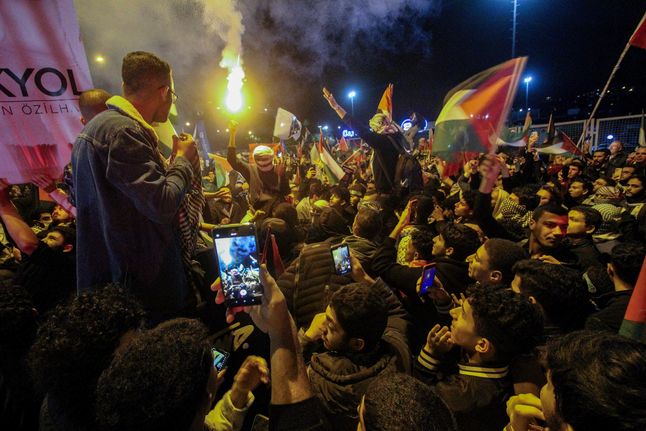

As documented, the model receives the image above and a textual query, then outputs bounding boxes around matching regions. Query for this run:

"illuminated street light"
[348,91,357,115]
[94,55,105,64]
[523,76,533,110]
[185,122,191,127]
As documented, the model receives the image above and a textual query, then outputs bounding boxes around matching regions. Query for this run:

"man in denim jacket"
[72,51,197,323]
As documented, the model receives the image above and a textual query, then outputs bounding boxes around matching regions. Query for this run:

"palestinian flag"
[433,57,527,176]
[629,11,646,50]
[311,129,345,184]
[619,256,646,342]
[534,131,582,155]
[378,83,394,118]
[533,116,583,156]
[498,112,532,147]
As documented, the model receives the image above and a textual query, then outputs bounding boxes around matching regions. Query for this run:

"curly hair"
[440,223,482,261]
[512,259,592,332]
[329,283,388,350]
[411,228,435,261]
[546,331,646,431]
[0,285,37,351]
[363,373,457,431]
[96,318,211,431]
[28,284,145,424]
[469,287,544,361]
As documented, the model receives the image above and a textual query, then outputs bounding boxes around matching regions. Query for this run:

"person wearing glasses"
[72,51,200,324]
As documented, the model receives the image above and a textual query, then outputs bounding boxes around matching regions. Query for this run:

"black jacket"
[342,114,400,194]
[308,281,411,431]
[586,290,632,333]
[566,237,601,270]
[371,238,471,349]
[415,347,513,431]
[277,237,351,330]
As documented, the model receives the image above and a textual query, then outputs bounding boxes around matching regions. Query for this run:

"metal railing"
[526,113,643,151]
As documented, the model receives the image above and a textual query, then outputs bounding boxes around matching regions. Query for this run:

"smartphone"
[331,243,352,275]
[212,223,263,307]
[419,264,437,296]
[211,347,230,371]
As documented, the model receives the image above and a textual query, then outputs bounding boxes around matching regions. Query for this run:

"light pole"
[523,76,532,110]
[348,91,356,116]
[511,0,518,58]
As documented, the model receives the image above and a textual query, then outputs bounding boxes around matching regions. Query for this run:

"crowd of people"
[1,51,645,431]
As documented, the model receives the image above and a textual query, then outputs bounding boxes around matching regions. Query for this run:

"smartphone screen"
[331,243,352,275]
[211,347,230,371]
[213,224,263,307]
[419,264,436,296]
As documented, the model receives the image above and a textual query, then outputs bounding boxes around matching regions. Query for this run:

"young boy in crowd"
[415,288,543,431]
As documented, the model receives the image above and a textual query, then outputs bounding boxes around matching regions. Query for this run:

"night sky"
[308,0,646,129]
[78,1,646,145]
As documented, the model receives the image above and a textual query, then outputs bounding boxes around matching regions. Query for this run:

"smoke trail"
[202,0,245,112]
[74,0,439,116]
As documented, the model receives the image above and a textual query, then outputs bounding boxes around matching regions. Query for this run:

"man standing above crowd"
[73,51,198,323]
[227,121,289,214]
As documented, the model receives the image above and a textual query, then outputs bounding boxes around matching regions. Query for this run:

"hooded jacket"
[308,343,399,431]
[307,280,411,431]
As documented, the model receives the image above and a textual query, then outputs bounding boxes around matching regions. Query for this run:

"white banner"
[0,0,93,183]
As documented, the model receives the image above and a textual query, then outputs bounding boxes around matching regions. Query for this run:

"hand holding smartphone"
[213,223,263,307]
[418,263,437,296]
[331,243,352,275]
[211,347,230,371]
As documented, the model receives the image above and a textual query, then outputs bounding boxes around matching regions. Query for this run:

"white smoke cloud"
[74,0,439,117]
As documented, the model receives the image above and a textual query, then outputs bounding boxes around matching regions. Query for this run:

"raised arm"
[32,174,77,218]
[226,121,250,181]
[0,179,39,255]
[323,87,390,149]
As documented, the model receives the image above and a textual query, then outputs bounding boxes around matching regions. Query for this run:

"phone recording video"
[419,264,437,296]
[331,243,352,275]
[213,224,263,307]
[211,347,230,371]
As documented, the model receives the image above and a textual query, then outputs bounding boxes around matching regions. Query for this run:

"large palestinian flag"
[433,57,527,176]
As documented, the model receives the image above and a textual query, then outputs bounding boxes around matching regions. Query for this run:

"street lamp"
[348,91,356,116]
[523,76,532,110]
[511,0,518,58]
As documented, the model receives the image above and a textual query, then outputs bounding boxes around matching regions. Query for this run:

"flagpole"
[577,39,632,147]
